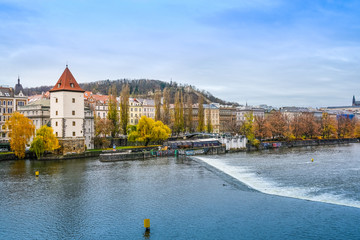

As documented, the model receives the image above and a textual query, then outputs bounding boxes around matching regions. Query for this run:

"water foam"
[195,156,360,209]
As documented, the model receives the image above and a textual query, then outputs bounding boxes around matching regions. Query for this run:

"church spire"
[353,95,356,106]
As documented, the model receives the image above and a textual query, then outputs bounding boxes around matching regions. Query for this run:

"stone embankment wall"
[100,151,152,162]
[0,151,102,161]
[99,146,226,161]
[255,138,359,151]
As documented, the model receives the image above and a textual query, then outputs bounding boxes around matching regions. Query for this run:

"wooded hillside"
[24,79,238,105]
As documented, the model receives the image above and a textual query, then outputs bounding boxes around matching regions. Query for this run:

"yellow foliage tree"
[128,116,171,146]
[30,125,60,159]
[5,112,35,159]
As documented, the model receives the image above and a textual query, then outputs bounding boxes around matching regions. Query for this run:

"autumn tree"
[239,112,255,143]
[321,112,337,139]
[206,107,213,133]
[107,84,119,137]
[5,112,35,159]
[253,115,271,141]
[127,116,171,146]
[94,116,113,149]
[268,111,287,140]
[162,87,171,125]
[185,93,194,133]
[197,95,205,132]
[120,84,130,135]
[154,89,162,121]
[301,113,320,139]
[30,125,59,159]
[173,90,184,134]
[95,116,113,137]
[290,114,305,139]
[337,115,355,138]
[354,120,360,138]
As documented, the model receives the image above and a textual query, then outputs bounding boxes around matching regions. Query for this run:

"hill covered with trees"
[24,78,238,105]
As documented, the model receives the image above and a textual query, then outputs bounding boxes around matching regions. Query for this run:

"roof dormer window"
[70,83,74,88]
[58,83,61,88]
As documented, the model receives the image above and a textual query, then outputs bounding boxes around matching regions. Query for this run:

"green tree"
[5,112,35,159]
[30,125,60,159]
[120,84,130,135]
[128,116,171,146]
[197,95,205,132]
[107,84,119,137]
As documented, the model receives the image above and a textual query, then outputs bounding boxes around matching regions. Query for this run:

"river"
[0,145,359,239]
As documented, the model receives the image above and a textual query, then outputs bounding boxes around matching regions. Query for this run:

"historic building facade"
[49,66,88,154]
[0,79,27,142]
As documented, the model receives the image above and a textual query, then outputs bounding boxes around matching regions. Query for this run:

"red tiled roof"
[92,94,109,103]
[49,66,85,93]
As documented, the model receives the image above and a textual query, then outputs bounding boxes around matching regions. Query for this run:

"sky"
[1,0,360,107]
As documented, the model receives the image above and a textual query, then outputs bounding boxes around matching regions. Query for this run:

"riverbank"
[0,138,358,161]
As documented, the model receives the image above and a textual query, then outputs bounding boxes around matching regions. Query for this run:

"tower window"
[56,121,58,126]
[56,132,58,137]
[72,121,75,126]
[73,132,76,136]
[72,98,75,103]
[72,111,75,115]
[58,83,61,88]
[56,111,58,115]
[70,83,74,88]
[56,98,58,103]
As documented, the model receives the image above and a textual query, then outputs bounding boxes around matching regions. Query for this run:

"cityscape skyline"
[1,0,360,107]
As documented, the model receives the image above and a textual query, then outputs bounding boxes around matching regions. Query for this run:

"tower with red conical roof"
[50,66,86,154]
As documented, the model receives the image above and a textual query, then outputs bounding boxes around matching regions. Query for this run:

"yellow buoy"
[35,171,39,177]
[144,219,150,231]
[311,158,314,162]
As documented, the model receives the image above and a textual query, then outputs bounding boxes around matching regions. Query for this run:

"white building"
[49,66,87,154]
[236,106,265,125]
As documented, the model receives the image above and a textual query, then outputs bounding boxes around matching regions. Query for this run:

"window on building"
[72,98,75,103]
[73,132,76,136]
[56,132,58,137]
[56,121,58,126]
[70,83,74,88]
[58,83,61,88]
[56,111,58,115]
[73,121,75,126]
[72,111,75,115]
[56,98,58,103]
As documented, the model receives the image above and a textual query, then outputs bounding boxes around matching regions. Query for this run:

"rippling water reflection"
[0,155,359,239]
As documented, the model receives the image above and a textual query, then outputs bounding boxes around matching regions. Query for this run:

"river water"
[0,145,360,239]
[196,143,360,209]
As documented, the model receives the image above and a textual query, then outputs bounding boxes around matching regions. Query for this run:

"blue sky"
[1,0,360,107]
